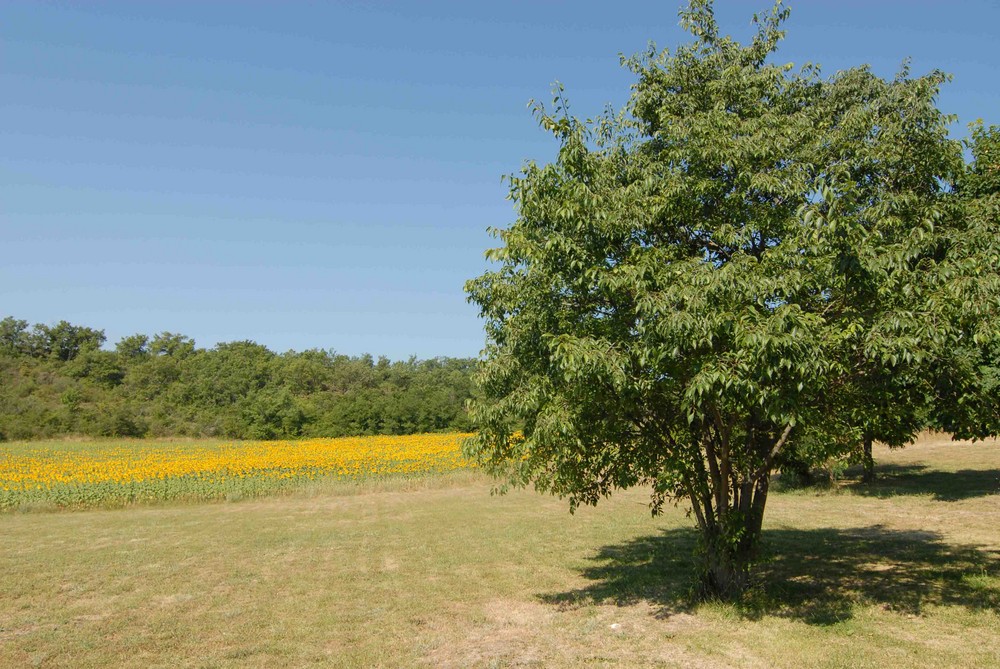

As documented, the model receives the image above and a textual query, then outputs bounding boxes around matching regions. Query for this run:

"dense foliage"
[0,316,475,441]
[465,0,1000,598]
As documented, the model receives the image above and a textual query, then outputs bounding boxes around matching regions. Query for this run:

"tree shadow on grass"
[540,525,702,618]
[539,525,1000,625]
[843,464,1000,501]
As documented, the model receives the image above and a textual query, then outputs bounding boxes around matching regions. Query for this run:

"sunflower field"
[0,433,474,510]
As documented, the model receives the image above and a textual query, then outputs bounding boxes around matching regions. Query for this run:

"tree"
[149,332,196,358]
[928,122,1000,440]
[464,0,1000,598]
[115,334,150,360]
[0,317,31,356]
[847,121,1000,483]
[30,320,105,361]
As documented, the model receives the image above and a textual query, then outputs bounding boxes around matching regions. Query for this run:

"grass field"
[1,433,998,668]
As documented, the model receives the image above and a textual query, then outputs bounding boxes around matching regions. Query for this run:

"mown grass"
[1,433,998,667]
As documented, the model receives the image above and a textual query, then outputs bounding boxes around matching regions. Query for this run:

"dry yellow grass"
[0,434,997,668]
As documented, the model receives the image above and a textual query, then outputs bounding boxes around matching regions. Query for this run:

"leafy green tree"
[235,387,305,440]
[115,334,150,360]
[928,122,1000,439]
[0,317,31,356]
[66,349,126,388]
[465,0,999,598]
[149,332,196,358]
[851,372,928,485]
[838,122,1000,483]
[31,320,105,361]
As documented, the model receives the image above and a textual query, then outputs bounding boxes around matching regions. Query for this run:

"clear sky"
[3,1,998,359]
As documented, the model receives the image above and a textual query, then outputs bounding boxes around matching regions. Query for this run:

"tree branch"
[712,407,733,517]
[752,422,793,481]
[703,429,725,519]
[685,477,709,533]
[690,443,716,531]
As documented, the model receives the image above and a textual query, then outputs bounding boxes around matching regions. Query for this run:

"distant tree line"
[0,316,476,441]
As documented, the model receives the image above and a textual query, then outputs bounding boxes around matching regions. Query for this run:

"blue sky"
[3,1,998,359]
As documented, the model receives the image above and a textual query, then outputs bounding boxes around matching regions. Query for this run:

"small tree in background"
[929,122,1000,441]
[465,0,999,598]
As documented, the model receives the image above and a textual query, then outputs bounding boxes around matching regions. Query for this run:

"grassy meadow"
[1,433,999,667]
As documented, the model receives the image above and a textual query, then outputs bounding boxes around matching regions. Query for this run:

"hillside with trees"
[0,316,475,441]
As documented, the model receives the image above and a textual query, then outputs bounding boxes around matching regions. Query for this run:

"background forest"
[0,316,475,440]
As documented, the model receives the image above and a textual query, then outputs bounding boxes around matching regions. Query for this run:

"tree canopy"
[464,0,1000,597]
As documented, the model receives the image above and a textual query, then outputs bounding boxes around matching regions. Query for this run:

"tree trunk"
[861,433,874,484]
[696,479,769,600]
[688,422,788,600]
[701,532,752,599]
